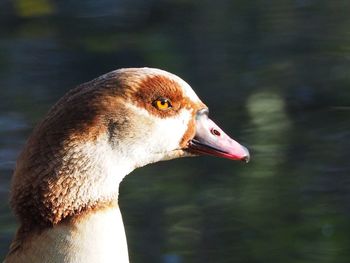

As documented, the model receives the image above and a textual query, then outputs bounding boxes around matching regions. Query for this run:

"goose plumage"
[4,68,249,263]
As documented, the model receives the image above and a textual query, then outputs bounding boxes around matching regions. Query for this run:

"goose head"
[98,68,250,166]
[10,67,249,230]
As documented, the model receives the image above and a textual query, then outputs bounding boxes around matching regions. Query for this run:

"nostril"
[211,128,221,136]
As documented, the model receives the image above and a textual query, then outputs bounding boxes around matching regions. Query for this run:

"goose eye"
[153,98,172,110]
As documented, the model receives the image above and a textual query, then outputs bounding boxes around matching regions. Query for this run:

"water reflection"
[1,0,350,262]
[0,113,29,257]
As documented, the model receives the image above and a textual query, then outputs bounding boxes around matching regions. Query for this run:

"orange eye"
[153,98,172,110]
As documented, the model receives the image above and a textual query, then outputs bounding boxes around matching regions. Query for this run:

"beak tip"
[240,146,250,163]
[241,154,250,163]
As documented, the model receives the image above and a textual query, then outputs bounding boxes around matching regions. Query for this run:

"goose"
[4,67,250,263]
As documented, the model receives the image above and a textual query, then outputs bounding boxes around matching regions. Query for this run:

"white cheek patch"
[124,102,192,164]
[149,109,192,151]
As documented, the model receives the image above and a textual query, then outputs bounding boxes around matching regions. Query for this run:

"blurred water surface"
[1,1,350,262]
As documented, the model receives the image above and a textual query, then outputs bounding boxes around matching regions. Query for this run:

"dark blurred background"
[1,0,350,262]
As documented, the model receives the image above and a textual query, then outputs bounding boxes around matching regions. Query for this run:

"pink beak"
[187,109,250,163]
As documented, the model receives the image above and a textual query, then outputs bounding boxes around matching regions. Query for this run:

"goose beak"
[187,109,250,163]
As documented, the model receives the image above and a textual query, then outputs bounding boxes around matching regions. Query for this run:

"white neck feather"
[5,204,129,263]
[63,205,129,263]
